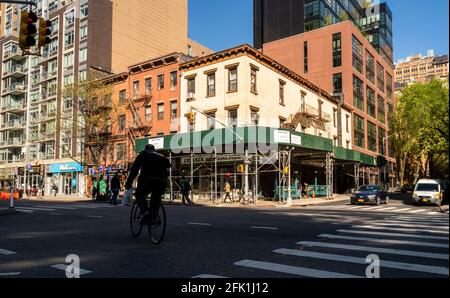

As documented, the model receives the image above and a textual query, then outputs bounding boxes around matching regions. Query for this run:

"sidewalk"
[192,194,351,208]
[20,196,92,203]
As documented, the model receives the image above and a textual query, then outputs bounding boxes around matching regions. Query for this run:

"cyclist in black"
[125,144,171,225]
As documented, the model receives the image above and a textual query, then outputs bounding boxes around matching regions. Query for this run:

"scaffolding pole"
[169,151,173,202]
[326,152,334,198]
[190,149,194,203]
[244,149,249,205]
[287,149,292,206]
[214,147,218,203]
[255,151,259,204]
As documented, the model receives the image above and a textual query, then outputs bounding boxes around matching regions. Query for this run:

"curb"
[0,208,17,216]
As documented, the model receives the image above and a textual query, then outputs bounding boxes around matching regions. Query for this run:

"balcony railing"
[0,138,25,147]
[0,119,25,129]
[3,47,22,60]
[2,65,27,76]
[3,83,27,94]
[0,101,26,111]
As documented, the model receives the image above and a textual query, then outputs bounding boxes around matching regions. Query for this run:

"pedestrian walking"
[180,176,193,205]
[98,175,107,201]
[224,180,232,203]
[110,173,121,205]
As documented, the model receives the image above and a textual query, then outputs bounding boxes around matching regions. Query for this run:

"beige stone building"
[395,50,449,86]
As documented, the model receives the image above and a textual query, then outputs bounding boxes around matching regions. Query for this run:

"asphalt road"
[0,193,448,278]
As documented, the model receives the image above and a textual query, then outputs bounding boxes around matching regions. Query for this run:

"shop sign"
[274,130,290,144]
[49,162,83,173]
[149,137,164,150]
[181,154,244,165]
[291,134,302,146]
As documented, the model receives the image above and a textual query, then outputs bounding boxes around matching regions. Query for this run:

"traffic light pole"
[0,0,36,7]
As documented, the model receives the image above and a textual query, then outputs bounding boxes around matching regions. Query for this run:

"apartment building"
[395,50,449,86]
[0,0,210,196]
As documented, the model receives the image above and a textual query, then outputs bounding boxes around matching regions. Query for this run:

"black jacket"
[110,176,121,190]
[125,149,171,188]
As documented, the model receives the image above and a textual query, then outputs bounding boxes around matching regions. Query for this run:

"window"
[207,73,216,97]
[79,47,87,62]
[386,72,393,99]
[157,74,164,90]
[145,77,152,94]
[353,75,364,111]
[250,67,258,94]
[368,121,377,152]
[80,3,88,18]
[354,115,365,148]
[63,74,73,86]
[65,10,74,26]
[145,106,152,122]
[352,35,363,74]
[377,62,385,92]
[378,95,385,124]
[63,52,73,68]
[118,115,126,131]
[228,109,238,127]
[63,98,72,110]
[65,31,74,47]
[119,90,126,105]
[379,127,386,155]
[170,71,177,89]
[251,110,259,125]
[332,33,342,67]
[304,41,308,74]
[366,87,376,118]
[170,101,177,120]
[228,68,238,92]
[206,112,216,129]
[157,103,164,120]
[187,77,195,94]
[116,144,126,160]
[333,73,342,93]
[133,81,139,97]
[79,70,87,82]
[80,25,88,40]
[279,117,286,128]
[279,80,286,105]
[366,51,375,84]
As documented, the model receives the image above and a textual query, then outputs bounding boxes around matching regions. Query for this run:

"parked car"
[350,185,389,205]
[412,179,445,206]
[401,183,415,193]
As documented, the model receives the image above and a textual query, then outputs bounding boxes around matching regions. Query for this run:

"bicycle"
[130,197,167,245]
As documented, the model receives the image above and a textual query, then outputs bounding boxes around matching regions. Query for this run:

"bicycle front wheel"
[130,202,143,238]
[148,204,167,245]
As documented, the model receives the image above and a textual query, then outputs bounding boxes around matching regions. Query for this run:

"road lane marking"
[337,229,449,240]
[192,274,228,278]
[347,206,367,210]
[14,207,55,211]
[273,249,449,275]
[50,213,63,216]
[85,215,103,218]
[50,264,92,275]
[319,234,449,248]
[371,222,448,229]
[0,248,16,255]
[34,205,76,210]
[0,272,21,276]
[188,223,212,226]
[250,226,279,230]
[353,225,449,235]
[363,206,386,211]
[392,216,448,222]
[15,208,34,213]
[428,212,439,215]
[234,260,361,278]
[297,241,449,260]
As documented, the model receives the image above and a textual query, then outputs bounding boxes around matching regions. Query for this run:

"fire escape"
[282,104,332,133]
[127,92,152,147]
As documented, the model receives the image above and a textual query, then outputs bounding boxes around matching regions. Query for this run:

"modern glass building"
[254,0,393,64]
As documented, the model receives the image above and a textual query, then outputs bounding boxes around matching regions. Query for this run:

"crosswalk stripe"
[374,207,398,211]
[192,274,228,278]
[428,212,439,215]
[337,229,449,241]
[34,205,76,210]
[297,241,449,260]
[371,222,448,229]
[353,225,449,235]
[50,264,92,275]
[273,249,449,275]
[0,272,21,276]
[361,206,386,210]
[392,216,448,223]
[348,206,367,210]
[15,208,34,213]
[14,207,55,211]
[234,259,362,278]
[410,209,427,213]
[0,248,16,255]
[318,234,449,248]
[389,208,412,212]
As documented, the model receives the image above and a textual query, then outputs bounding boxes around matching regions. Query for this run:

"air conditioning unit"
[187,92,195,100]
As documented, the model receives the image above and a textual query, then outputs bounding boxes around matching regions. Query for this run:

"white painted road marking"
[250,226,279,230]
[192,274,228,278]
[297,241,449,260]
[371,222,448,229]
[353,225,449,235]
[50,264,92,275]
[85,215,103,218]
[389,208,412,212]
[319,234,449,248]
[0,272,21,276]
[34,205,76,210]
[188,223,212,226]
[14,207,55,211]
[0,248,16,255]
[409,209,427,213]
[15,208,34,213]
[234,259,361,278]
[274,249,449,275]
[337,229,449,241]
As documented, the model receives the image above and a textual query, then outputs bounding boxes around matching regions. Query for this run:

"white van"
[412,179,444,206]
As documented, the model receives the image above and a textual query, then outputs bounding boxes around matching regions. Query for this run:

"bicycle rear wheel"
[130,202,143,238]
[148,204,166,244]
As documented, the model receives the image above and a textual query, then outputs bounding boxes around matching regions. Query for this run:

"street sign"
[26,164,32,171]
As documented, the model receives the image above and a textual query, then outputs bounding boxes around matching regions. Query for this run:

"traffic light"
[38,18,52,48]
[19,11,38,49]
[189,112,195,126]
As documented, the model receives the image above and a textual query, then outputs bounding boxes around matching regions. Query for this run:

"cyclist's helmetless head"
[145,144,156,152]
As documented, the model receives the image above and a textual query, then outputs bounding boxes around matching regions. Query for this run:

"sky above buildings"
[188,0,449,63]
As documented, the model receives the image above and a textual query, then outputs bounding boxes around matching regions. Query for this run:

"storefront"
[47,162,84,197]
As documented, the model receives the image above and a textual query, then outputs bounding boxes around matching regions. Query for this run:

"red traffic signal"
[19,11,38,49]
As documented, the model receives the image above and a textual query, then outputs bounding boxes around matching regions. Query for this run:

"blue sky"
[188,0,449,62]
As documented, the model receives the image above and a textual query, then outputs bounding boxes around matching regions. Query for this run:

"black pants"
[135,178,167,219]
[182,192,192,204]
[224,192,232,202]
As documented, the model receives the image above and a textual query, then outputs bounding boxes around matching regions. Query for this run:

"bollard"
[9,185,14,209]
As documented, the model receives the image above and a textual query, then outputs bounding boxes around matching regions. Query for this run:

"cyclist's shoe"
[140,212,152,225]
